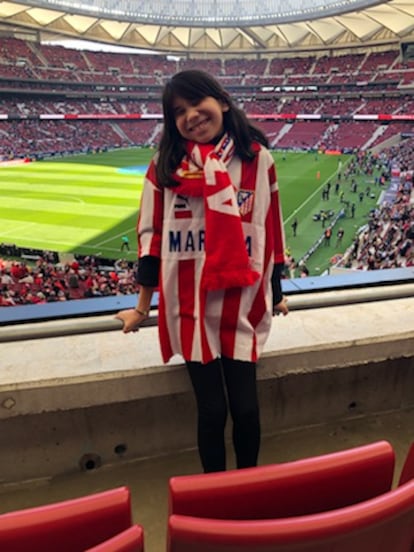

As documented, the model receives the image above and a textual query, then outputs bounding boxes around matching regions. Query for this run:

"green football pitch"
[0,148,381,276]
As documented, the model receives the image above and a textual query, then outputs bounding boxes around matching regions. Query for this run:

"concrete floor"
[0,407,412,552]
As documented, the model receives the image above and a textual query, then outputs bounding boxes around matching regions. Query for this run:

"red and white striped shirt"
[138,144,285,364]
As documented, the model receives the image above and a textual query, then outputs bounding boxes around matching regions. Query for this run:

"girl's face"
[172,95,229,144]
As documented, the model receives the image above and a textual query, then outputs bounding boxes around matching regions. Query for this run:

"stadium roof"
[1,0,414,55]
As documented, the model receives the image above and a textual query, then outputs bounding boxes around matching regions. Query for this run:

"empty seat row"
[0,440,413,551]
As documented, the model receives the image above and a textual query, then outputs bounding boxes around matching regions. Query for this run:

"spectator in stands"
[288,258,297,278]
[0,270,13,285]
[0,290,16,306]
[68,270,79,289]
[115,69,288,474]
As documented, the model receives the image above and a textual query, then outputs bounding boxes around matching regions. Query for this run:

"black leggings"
[186,356,260,473]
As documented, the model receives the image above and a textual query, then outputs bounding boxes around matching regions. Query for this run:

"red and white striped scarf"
[172,134,259,291]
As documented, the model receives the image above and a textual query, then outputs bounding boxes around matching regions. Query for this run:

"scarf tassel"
[201,267,260,291]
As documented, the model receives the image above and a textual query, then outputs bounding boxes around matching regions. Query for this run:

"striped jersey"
[138,144,285,364]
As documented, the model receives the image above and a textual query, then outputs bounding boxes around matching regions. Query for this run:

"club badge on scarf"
[172,134,260,291]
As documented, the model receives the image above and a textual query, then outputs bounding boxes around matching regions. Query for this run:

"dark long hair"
[156,69,268,188]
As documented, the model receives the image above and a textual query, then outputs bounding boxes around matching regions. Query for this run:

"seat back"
[167,478,414,552]
[399,441,414,486]
[84,525,144,552]
[169,440,395,519]
[0,486,132,552]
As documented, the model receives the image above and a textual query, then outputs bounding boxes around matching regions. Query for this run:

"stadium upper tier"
[0,38,414,95]
[1,37,413,159]
[1,38,413,89]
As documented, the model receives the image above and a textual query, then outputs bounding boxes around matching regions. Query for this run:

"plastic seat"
[84,525,144,552]
[169,440,395,519]
[399,441,414,486]
[0,486,133,552]
[167,477,414,552]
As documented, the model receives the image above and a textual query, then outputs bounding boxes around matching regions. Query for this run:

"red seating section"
[84,525,144,552]
[0,486,134,552]
[1,440,414,551]
[167,478,414,552]
[399,441,414,486]
[169,440,395,519]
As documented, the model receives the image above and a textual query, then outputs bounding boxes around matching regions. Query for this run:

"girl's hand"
[273,296,289,317]
[115,308,148,333]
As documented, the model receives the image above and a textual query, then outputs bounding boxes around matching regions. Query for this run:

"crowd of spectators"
[0,254,139,307]
[1,38,412,86]
[2,107,414,161]
[338,139,414,271]
[345,198,414,271]
[1,37,414,160]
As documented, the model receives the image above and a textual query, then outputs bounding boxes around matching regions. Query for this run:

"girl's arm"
[115,284,156,333]
[115,255,159,332]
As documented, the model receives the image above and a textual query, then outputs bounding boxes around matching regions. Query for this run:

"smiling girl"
[116,70,288,473]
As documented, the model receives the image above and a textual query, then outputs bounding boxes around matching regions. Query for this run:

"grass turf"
[0,148,382,275]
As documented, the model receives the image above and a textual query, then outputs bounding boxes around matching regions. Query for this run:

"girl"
[116,70,288,473]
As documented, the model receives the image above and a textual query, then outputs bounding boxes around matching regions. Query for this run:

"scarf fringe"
[202,268,260,291]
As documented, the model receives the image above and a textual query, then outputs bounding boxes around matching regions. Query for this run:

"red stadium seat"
[84,525,144,552]
[0,486,133,552]
[399,441,414,486]
[167,477,414,552]
[169,440,395,519]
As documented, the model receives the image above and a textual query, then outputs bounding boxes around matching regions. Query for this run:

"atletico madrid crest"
[237,190,254,216]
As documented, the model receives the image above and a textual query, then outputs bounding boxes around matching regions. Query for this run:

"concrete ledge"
[0,331,413,421]
[0,295,413,484]
[1,295,413,419]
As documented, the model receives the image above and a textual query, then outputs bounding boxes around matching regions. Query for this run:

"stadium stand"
[1,38,414,161]
[0,252,139,306]
[337,139,414,271]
